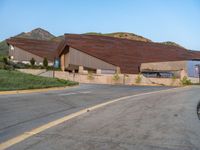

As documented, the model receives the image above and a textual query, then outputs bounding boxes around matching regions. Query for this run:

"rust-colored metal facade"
[7,38,59,61]
[7,34,200,74]
[58,34,200,74]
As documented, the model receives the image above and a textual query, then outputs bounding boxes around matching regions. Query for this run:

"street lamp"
[195,64,200,84]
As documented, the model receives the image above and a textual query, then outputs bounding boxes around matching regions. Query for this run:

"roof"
[58,34,200,74]
[7,35,200,74]
[6,37,60,61]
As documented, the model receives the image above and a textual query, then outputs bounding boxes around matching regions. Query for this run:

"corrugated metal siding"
[64,52,70,68]
[69,47,117,70]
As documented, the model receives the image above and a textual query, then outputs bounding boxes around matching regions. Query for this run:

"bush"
[0,62,5,69]
[170,76,177,86]
[112,73,120,81]
[43,57,48,68]
[180,76,192,85]
[135,74,142,84]
[3,57,8,64]
[30,58,35,67]
[87,71,94,80]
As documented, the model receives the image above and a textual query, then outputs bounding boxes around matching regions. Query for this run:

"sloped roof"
[6,37,59,61]
[58,34,200,74]
[7,35,200,74]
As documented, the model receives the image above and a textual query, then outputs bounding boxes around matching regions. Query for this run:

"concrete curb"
[0,86,78,95]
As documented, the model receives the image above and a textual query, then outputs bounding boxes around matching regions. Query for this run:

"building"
[6,38,59,65]
[6,34,200,78]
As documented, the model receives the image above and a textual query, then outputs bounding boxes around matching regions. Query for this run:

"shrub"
[3,57,8,64]
[43,57,48,68]
[135,74,142,84]
[87,71,94,80]
[180,76,192,85]
[112,73,120,81]
[30,58,35,67]
[170,76,177,86]
[0,62,5,69]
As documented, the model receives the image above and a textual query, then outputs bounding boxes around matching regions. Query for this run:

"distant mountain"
[0,28,56,56]
[15,28,55,40]
[0,28,186,56]
[84,32,152,42]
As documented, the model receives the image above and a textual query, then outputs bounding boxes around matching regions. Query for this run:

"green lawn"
[0,70,78,91]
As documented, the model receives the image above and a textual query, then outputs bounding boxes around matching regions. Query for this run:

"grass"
[0,69,78,91]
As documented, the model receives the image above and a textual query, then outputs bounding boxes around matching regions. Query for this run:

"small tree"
[43,57,48,68]
[30,58,35,67]
[112,73,120,81]
[180,76,192,85]
[135,74,142,84]
[87,71,94,80]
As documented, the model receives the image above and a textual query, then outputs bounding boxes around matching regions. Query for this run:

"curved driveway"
[0,85,200,150]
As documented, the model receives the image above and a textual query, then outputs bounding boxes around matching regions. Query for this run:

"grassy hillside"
[0,70,78,91]
[0,41,9,56]
[84,32,152,42]
[160,41,184,48]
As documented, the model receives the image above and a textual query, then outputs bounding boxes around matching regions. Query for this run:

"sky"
[0,0,200,50]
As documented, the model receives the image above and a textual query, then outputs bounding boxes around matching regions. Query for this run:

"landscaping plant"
[43,57,48,68]
[135,74,142,84]
[30,58,35,67]
[113,73,120,81]
[180,76,192,85]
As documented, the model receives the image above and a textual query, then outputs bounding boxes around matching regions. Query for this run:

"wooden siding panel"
[11,46,51,63]
[69,47,117,70]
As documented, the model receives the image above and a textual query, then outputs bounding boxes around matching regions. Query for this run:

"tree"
[30,58,35,67]
[43,57,48,68]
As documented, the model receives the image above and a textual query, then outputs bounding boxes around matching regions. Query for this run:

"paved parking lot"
[0,84,199,150]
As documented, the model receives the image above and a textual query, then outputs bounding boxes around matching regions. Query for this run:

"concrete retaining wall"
[17,69,182,86]
[17,69,46,75]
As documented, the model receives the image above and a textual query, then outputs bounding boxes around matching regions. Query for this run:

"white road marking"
[59,91,92,96]
[0,87,188,150]
[78,91,92,94]
[59,92,76,96]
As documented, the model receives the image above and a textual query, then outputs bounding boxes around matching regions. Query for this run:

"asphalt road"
[0,84,200,150]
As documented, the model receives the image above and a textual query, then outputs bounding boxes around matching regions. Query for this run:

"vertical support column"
[96,69,101,75]
[60,54,65,71]
[78,66,84,74]
[180,69,187,80]
[116,67,121,74]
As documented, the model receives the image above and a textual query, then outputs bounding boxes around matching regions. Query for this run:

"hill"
[0,28,56,56]
[0,28,185,57]
[160,41,184,48]
[16,28,55,40]
[84,32,152,42]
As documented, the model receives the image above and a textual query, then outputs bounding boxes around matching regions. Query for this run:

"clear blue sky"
[0,0,200,50]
